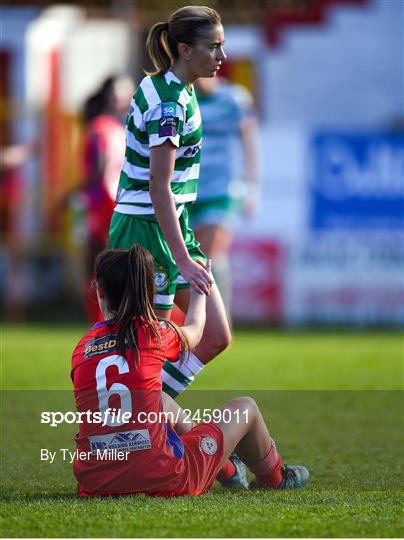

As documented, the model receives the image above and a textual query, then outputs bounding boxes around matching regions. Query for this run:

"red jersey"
[72,318,183,495]
[83,114,125,201]
[82,114,124,242]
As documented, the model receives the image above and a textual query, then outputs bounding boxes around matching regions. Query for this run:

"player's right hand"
[178,258,212,295]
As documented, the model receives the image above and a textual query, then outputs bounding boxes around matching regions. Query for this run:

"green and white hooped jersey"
[115,71,202,219]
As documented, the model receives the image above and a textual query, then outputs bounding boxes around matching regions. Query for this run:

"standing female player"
[108,6,231,400]
[71,245,309,497]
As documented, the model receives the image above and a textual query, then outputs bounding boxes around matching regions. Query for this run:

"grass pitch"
[1,325,403,537]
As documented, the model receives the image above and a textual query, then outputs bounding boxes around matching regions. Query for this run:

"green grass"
[2,326,403,390]
[1,325,403,537]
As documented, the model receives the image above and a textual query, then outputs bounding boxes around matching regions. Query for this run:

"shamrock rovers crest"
[154,270,170,292]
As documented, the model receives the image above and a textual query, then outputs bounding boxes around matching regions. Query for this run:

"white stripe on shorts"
[114,204,184,217]
[176,275,188,285]
[154,293,175,306]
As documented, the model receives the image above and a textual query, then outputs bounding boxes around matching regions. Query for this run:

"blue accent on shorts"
[164,422,185,459]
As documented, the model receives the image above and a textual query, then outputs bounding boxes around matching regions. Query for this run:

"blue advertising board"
[310,133,404,230]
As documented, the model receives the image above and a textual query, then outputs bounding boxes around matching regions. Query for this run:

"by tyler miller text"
[40,448,129,464]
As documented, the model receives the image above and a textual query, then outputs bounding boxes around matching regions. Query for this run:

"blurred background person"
[77,75,135,322]
[1,141,39,322]
[0,142,38,171]
[188,76,259,320]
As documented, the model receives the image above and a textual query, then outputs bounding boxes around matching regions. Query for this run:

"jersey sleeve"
[144,102,185,148]
[159,320,182,362]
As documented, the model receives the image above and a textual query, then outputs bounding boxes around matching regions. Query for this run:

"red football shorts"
[177,422,225,496]
[77,422,225,498]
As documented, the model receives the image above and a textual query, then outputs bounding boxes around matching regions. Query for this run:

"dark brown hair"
[94,245,189,361]
[146,5,221,76]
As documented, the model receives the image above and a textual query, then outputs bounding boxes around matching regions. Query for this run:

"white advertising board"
[285,233,404,325]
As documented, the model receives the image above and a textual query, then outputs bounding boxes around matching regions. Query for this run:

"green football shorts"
[108,206,207,310]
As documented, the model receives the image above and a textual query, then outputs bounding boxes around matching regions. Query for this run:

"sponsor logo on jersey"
[161,103,176,117]
[84,335,118,359]
[89,429,152,454]
[200,436,218,455]
[184,142,202,157]
[154,271,170,292]
[159,116,179,137]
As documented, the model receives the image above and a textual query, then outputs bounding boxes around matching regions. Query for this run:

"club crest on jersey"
[200,436,218,455]
[154,271,170,292]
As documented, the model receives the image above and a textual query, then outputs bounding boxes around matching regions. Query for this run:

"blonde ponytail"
[146,22,173,76]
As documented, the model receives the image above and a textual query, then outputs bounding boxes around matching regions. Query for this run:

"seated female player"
[71,245,309,497]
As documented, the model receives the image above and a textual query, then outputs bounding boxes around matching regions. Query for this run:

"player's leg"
[161,391,192,435]
[161,392,248,488]
[189,197,237,320]
[194,225,233,320]
[175,284,230,363]
[161,207,231,398]
[214,396,309,489]
[179,396,308,495]
[161,285,230,398]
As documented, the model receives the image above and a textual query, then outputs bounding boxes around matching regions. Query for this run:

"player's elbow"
[149,179,164,200]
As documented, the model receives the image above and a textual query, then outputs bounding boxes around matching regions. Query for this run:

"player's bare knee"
[223,326,232,349]
[204,332,231,359]
[238,396,259,423]
[199,325,231,361]
[214,326,232,354]
[230,396,259,424]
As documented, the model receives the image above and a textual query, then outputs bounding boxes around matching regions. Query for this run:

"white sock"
[162,352,205,398]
